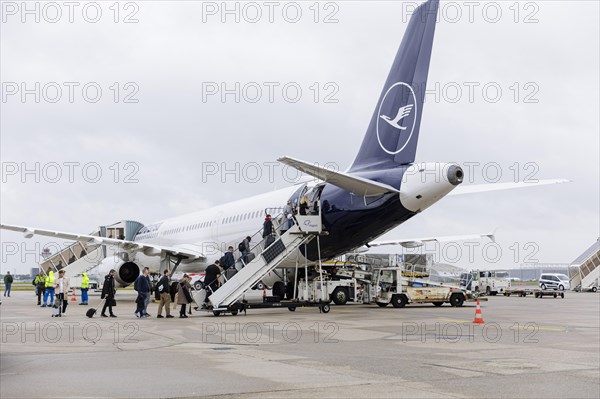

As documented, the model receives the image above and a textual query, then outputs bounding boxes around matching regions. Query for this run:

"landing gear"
[320,304,330,313]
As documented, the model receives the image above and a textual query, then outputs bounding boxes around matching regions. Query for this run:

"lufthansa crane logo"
[376,82,418,155]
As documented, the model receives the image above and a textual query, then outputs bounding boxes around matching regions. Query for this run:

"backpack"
[238,241,245,251]
[219,255,227,267]
[156,278,164,293]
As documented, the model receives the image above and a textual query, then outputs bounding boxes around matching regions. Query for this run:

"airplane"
[1,0,567,295]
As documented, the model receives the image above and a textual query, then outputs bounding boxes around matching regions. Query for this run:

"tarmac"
[1,289,599,398]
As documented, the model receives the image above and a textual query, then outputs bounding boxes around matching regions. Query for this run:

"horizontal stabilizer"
[448,179,570,196]
[278,156,399,196]
[368,232,495,249]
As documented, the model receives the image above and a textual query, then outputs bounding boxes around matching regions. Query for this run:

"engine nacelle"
[97,256,140,287]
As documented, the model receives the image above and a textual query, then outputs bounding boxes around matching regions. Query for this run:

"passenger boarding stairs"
[207,213,323,310]
[39,232,105,285]
[38,220,143,287]
[569,238,600,291]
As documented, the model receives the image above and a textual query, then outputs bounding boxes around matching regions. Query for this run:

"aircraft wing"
[448,179,570,196]
[368,232,495,248]
[0,223,205,260]
[278,156,400,196]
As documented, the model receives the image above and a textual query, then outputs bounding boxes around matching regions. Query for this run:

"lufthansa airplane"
[1,0,566,288]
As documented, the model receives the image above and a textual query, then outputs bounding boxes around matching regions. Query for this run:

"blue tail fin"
[349,0,439,172]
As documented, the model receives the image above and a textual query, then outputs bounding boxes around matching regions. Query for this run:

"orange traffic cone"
[473,299,484,324]
[70,290,77,302]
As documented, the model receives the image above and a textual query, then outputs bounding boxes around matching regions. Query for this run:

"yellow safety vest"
[45,272,55,287]
[81,274,90,289]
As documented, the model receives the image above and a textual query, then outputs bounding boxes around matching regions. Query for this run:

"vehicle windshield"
[557,274,569,281]
[495,272,509,278]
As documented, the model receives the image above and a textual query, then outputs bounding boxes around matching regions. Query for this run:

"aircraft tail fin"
[349,0,439,172]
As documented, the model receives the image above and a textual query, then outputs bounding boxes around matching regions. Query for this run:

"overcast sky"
[1,0,599,274]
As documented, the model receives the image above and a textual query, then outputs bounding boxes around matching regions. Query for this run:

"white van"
[539,273,570,291]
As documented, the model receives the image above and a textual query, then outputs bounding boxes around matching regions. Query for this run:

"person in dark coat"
[240,236,251,265]
[203,261,222,305]
[100,269,117,317]
[177,275,193,318]
[299,196,309,215]
[223,246,235,270]
[262,214,273,238]
[134,267,152,318]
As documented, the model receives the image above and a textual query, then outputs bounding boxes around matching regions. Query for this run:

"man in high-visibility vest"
[80,272,90,305]
[34,273,46,305]
[41,270,55,307]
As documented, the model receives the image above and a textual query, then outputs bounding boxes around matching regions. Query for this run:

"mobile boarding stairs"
[195,212,332,316]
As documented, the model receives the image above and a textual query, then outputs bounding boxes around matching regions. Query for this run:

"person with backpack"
[239,236,251,265]
[3,271,13,297]
[156,270,173,318]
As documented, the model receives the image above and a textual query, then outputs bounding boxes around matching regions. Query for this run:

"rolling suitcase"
[225,267,238,280]
[86,299,106,318]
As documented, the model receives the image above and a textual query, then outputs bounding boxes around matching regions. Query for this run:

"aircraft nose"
[447,164,463,186]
